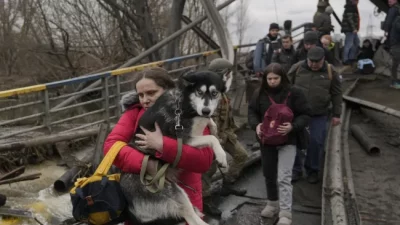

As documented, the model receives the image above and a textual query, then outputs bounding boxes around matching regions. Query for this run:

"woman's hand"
[277,122,293,135]
[256,123,262,138]
[135,122,164,152]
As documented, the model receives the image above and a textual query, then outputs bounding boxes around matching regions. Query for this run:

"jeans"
[261,144,296,212]
[293,148,305,174]
[304,115,328,173]
[343,32,360,63]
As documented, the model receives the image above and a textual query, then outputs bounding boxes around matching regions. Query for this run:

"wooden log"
[342,79,400,119]
[0,173,41,185]
[0,166,25,181]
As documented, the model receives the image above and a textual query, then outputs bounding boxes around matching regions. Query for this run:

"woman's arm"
[103,108,145,174]
[155,127,214,174]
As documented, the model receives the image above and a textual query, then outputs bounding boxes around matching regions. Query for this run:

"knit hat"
[269,23,279,31]
[208,58,233,76]
[304,31,319,44]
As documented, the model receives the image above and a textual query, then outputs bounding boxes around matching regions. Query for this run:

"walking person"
[288,47,342,183]
[384,0,400,89]
[341,0,360,65]
[248,63,312,225]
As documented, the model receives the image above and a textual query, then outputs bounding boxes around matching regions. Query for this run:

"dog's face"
[179,71,227,117]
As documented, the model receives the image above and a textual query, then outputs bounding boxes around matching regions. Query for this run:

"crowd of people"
[99,0,400,225]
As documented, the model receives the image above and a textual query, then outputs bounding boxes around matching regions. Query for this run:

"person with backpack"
[248,63,312,225]
[253,23,282,76]
[384,0,400,89]
[288,47,342,184]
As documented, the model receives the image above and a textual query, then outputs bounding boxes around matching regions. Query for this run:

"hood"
[120,91,139,112]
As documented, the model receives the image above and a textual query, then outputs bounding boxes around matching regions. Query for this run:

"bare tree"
[235,0,250,46]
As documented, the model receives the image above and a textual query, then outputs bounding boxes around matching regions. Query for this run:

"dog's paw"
[215,151,228,169]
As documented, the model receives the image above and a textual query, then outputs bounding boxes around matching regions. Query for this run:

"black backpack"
[245,50,255,71]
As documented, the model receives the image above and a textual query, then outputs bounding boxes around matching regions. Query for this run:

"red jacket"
[103,104,214,224]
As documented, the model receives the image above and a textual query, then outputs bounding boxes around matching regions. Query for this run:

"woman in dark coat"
[248,63,312,225]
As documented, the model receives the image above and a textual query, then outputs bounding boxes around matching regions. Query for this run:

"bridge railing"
[0,44,256,143]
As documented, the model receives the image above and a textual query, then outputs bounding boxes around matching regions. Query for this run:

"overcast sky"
[224,0,387,45]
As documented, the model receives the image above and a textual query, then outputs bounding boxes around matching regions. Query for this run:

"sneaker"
[307,171,319,184]
[261,201,279,218]
[277,211,292,225]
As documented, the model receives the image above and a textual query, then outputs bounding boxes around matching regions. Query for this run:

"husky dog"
[119,70,231,225]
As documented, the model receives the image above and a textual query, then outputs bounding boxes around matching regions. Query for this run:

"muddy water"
[0,144,95,225]
[0,160,73,225]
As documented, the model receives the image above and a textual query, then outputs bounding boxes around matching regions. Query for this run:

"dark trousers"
[261,146,279,201]
[293,115,328,174]
[391,45,400,82]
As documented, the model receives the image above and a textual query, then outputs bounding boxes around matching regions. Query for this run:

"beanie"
[269,23,279,31]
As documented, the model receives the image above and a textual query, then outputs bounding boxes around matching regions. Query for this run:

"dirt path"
[349,110,400,225]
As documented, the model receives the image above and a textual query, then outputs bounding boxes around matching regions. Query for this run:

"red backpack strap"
[283,92,291,105]
[267,95,276,105]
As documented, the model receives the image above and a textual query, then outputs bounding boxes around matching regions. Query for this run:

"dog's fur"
[119,70,231,225]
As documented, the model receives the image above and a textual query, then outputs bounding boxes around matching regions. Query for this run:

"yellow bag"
[70,141,127,225]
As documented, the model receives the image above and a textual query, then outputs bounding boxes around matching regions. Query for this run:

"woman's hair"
[256,63,290,98]
[263,63,290,86]
[321,34,332,43]
[132,67,175,91]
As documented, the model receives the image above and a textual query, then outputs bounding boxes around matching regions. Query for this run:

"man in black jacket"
[384,0,400,89]
[272,35,296,73]
[288,47,342,184]
[341,0,360,65]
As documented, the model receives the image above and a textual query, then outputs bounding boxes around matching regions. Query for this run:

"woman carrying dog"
[248,63,312,225]
[103,67,214,225]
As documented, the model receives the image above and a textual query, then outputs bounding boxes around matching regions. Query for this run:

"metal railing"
[0,44,256,143]
[0,19,313,144]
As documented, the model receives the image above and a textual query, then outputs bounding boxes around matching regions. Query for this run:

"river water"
[0,160,73,225]
[0,139,102,225]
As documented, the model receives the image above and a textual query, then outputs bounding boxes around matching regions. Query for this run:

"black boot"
[219,182,247,197]
[203,197,222,217]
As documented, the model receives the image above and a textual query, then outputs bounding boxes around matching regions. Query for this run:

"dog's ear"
[179,71,195,88]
